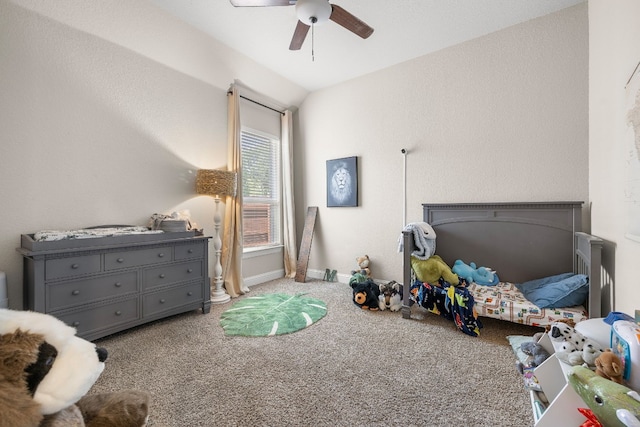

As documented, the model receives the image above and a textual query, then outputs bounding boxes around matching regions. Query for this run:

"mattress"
[467,281,588,327]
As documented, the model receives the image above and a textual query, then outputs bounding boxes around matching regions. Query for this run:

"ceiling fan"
[229,0,374,51]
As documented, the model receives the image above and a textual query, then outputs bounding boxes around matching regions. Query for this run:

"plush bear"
[352,255,371,278]
[452,259,500,286]
[411,254,459,286]
[0,308,150,427]
[350,279,381,310]
[594,351,624,384]
[378,281,403,312]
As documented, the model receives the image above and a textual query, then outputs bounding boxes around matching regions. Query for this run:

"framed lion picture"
[326,156,358,207]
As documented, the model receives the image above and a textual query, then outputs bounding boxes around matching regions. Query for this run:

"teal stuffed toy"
[452,259,500,286]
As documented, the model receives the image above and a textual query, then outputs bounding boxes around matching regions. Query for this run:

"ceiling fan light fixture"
[295,0,331,25]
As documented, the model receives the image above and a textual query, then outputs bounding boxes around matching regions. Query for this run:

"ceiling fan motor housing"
[296,0,331,25]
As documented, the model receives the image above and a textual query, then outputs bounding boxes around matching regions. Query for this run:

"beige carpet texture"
[91,278,542,426]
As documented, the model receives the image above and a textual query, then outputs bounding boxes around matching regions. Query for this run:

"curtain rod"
[228,91,285,116]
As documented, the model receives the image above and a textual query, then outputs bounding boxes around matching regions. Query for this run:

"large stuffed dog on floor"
[0,308,149,427]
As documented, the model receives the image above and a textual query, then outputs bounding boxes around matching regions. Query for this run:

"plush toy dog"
[0,308,150,427]
[549,320,587,350]
[378,281,403,311]
[350,279,380,310]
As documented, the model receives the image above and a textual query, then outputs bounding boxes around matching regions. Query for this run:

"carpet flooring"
[90,277,542,426]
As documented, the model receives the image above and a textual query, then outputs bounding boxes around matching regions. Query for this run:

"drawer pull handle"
[117,258,124,263]
[159,273,166,279]
[187,291,193,296]
[158,253,165,258]
[72,321,80,327]
[115,311,122,316]
[160,299,166,304]
[72,290,80,296]
[114,282,122,287]
[187,268,193,273]
[71,264,79,269]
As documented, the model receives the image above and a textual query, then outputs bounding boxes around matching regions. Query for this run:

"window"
[241,129,281,250]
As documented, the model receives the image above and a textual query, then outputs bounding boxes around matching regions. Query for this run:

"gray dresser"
[19,232,211,341]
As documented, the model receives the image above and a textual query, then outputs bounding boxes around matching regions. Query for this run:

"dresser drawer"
[55,297,139,336]
[142,260,203,290]
[105,246,172,270]
[47,271,138,311]
[143,282,203,317]
[45,255,101,281]
[174,242,204,260]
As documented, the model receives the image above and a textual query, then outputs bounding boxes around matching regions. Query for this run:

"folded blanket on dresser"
[398,222,437,260]
[34,226,162,241]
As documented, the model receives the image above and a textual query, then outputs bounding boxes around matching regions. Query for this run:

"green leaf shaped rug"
[220,293,327,337]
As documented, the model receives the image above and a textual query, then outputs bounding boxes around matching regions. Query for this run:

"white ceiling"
[151,0,585,92]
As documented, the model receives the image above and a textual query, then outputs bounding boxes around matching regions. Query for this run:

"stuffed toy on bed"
[452,259,500,286]
[411,255,460,286]
[0,308,150,427]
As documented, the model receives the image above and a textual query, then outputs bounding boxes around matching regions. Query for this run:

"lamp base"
[211,288,231,304]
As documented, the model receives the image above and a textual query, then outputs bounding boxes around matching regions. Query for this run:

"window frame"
[240,127,283,253]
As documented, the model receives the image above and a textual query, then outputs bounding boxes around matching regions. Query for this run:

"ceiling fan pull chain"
[311,16,317,62]
[312,23,315,61]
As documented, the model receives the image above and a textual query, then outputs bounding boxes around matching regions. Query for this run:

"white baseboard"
[244,269,286,288]
[307,269,350,284]
[244,269,372,287]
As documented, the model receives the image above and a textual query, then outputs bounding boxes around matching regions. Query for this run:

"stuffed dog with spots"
[549,320,587,350]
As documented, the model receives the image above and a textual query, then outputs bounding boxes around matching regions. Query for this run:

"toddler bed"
[401,202,604,329]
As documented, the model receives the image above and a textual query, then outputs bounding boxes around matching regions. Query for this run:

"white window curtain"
[282,110,297,277]
[222,85,249,297]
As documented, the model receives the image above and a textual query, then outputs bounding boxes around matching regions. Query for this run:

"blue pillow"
[515,273,589,309]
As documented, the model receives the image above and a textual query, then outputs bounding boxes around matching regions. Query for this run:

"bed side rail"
[402,230,414,319]
[575,232,604,318]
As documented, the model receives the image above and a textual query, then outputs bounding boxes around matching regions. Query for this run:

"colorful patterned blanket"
[410,279,482,337]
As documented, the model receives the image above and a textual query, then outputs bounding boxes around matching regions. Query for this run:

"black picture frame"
[326,156,358,207]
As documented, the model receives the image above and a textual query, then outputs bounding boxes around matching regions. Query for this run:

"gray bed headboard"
[422,202,583,284]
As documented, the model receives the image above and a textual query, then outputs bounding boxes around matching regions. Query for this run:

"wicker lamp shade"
[196,169,237,198]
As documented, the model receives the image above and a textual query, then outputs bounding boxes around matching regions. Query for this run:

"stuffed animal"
[549,320,587,350]
[352,255,371,278]
[452,259,500,286]
[556,340,587,366]
[568,365,640,427]
[582,340,607,368]
[349,272,368,287]
[595,351,625,384]
[378,281,403,312]
[0,308,150,427]
[516,339,552,375]
[350,279,381,311]
[410,255,459,286]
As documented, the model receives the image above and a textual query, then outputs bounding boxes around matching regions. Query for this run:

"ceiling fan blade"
[229,0,294,6]
[329,4,374,39]
[289,20,310,50]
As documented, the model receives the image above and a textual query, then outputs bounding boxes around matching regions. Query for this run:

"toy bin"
[612,320,640,392]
